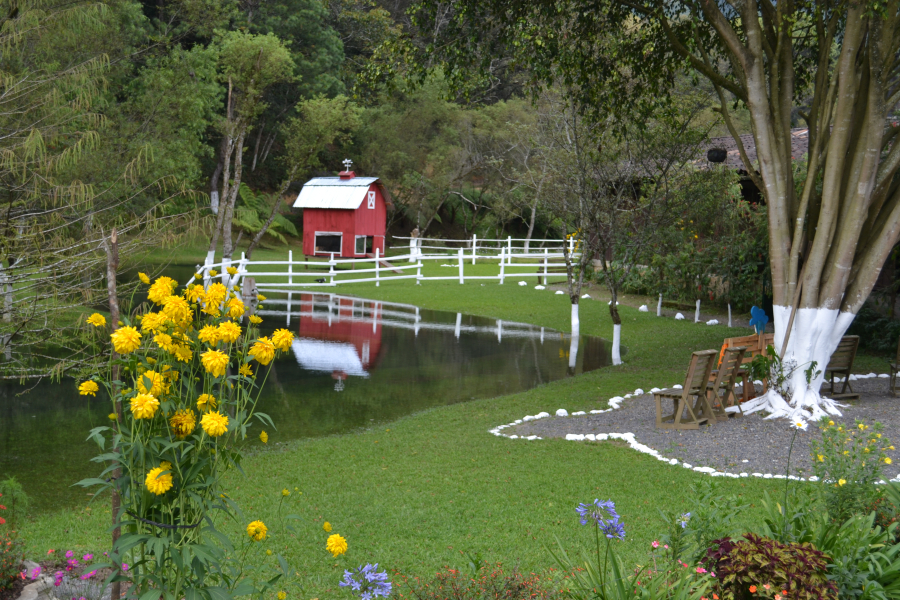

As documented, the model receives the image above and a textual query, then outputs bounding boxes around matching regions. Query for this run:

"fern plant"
[233,183,299,245]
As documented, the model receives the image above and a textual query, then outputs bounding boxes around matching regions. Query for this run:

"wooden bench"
[717,333,775,402]
[655,350,718,429]
[704,346,748,421]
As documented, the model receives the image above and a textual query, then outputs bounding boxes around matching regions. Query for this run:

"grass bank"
[17,237,888,597]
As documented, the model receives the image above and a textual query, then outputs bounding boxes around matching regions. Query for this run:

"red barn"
[293,166,391,258]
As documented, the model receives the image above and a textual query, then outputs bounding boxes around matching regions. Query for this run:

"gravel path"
[508,377,900,479]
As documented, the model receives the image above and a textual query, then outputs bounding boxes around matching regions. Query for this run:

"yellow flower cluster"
[111,327,142,354]
[79,381,99,396]
[130,393,159,419]
[146,461,174,495]
[247,520,267,541]
[197,393,217,412]
[249,337,275,365]
[201,411,229,437]
[326,533,347,557]
[169,409,196,439]
[86,313,106,327]
[201,349,230,378]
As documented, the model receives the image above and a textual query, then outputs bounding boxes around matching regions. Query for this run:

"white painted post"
[458,247,464,284]
[507,236,512,257]
[416,259,422,284]
[329,254,336,286]
[327,295,333,326]
[657,293,663,317]
[543,248,548,285]
[375,248,380,287]
[288,250,293,287]
[497,319,502,343]
[728,303,733,328]
[499,247,505,285]
[286,292,292,326]
[471,234,477,265]
[409,238,416,263]
[414,306,420,336]
[568,236,575,256]
[694,299,701,323]
[540,327,544,344]
[455,312,461,339]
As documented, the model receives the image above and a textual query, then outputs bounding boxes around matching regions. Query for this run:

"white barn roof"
[291,338,369,377]
[293,176,380,210]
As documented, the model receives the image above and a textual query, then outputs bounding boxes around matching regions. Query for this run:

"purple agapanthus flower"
[677,513,691,529]
[599,518,626,540]
[575,499,619,527]
[339,564,391,598]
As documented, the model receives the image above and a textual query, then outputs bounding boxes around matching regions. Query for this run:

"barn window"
[367,191,376,209]
[314,233,342,254]
[355,235,373,255]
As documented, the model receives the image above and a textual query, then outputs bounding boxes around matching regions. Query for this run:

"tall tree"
[408,0,900,420]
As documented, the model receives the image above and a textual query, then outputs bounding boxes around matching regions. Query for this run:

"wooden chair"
[716,333,775,402]
[700,346,748,422]
[825,335,860,400]
[891,336,900,397]
[655,350,718,430]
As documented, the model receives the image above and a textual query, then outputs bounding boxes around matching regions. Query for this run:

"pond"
[0,291,619,513]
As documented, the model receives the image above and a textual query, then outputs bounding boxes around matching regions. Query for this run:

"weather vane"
[342,158,353,171]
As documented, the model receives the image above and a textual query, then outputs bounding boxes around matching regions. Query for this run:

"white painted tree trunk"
[739,306,856,422]
[657,293,662,317]
[568,334,579,370]
[728,303,732,328]
[570,302,580,336]
[210,191,219,215]
[694,299,701,323]
[611,323,622,365]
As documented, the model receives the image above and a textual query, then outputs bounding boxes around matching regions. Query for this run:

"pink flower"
[31,567,41,579]
[651,541,659,548]
[664,544,669,549]
[122,563,129,572]
[65,551,74,558]
[83,554,93,561]
[696,567,707,574]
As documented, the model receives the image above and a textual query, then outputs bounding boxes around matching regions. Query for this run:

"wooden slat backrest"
[686,350,718,395]
[719,333,774,367]
[826,336,859,372]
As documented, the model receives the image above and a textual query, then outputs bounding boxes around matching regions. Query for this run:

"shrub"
[705,533,837,600]
[846,303,900,353]
[0,477,28,530]
[808,418,894,523]
[0,533,23,593]
[394,563,557,600]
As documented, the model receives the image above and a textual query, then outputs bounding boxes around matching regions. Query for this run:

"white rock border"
[488,373,900,484]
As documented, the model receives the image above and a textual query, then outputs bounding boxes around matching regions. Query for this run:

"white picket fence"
[394,234,576,265]
[194,241,579,291]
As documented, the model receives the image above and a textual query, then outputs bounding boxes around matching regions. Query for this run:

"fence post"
[543,248,549,285]
[329,254,336,286]
[499,247,505,285]
[286,292,292,326]
[288,250,293,287]
[568,236,575,256]
[458,247,464,284]
[375,248,380,287]
[416,259,422,285]
[507,235,512,257]
[471,234,477,265]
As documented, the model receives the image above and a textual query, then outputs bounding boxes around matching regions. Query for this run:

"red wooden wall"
[302,183,388,257]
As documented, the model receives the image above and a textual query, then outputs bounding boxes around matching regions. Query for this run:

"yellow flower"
[130,393,160,419]
[323,521,332,532]
[140,312,165,333]
[260,430,268,443]
[226,297,245,319]
[198,325,219,346]
[277,592,286,600]
[108,412,118,421]
[282,488,290,497]
[136,370,169,397]
[173,344,193,363]
[201,411,229,437]
[79,381,99,396]
[197,393,217,412]
[266,549,273,556]
[162,296,192,326]
[828,420,835,426]
[249,337,276,366]
[145,461,173,495]
[885,457,893,465]
[272,329,294,352]
[148,276,177,305]
[247,520,267,542]
[326,534,347,557]
[194,272,202,280]
[877,434,883,439]
[169,409,197,439]
[208,269,218,277]
[86,313,106,327]
[226,266,238,276]
[257,294,267,301]
[154,332,175,353]
[864,447,871,454]
[859,423,868,431]
[839,479,847,486]
[843,451,849,455]
[890,446,895,450]
[239,363,254,377]
[249,315,263,324]
[217,321,242,344]
[184,285,204,303]
[201,349,230,378]
[817,454,825,462]
[111,326,142,354]
[138,272,151,284]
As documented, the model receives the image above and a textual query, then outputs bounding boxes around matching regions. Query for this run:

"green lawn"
[18,237,889,597]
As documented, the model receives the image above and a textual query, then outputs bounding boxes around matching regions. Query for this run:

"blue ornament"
[749,306,769,334]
